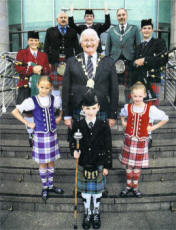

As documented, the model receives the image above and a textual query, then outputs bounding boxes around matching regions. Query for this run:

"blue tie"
[86,56,93,79]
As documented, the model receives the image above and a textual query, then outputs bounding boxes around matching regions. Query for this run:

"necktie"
[86,56,93,79]
[89,122,93,129]
[61,27,65,35]
[142,41,147,49]
[33,52,37,58]
[121,25,124,34]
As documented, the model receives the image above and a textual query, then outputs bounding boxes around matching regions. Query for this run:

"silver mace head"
[73,129,83,141]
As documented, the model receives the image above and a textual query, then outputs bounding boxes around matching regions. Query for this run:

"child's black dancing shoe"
[41,189,48,201]
[132,189,143,198]
[92,208,101,229]
[48,186,64,194]
[120,187,133,197]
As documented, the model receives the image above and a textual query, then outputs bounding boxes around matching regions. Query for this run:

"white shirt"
[120,104,169,121]
[142,36,152,43]
[85,117,96,127]
[119,23,127,32]
[30,48,38,57]
[16,95,62,113]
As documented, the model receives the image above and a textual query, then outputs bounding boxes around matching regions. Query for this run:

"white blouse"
[120,104,169,121]
[16,95,62,113]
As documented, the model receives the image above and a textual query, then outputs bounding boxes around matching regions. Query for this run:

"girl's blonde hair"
[37,75,52,85]
[131,81,146,94]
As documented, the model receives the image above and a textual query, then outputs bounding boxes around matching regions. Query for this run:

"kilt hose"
[77,165,106,194]
[119,135,149,168]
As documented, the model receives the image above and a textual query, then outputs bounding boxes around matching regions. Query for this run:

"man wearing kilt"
[119,82,168,198]
[105,8,140,102]
[133,19,168,105]
[70,90,112,229]
[133,19,168,148]
[44,11,80,96]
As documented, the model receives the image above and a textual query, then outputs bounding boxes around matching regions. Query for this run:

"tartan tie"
[142,41,148,49]
[121,25,124,34]
[86,56,93,79]
[33,52,37,58]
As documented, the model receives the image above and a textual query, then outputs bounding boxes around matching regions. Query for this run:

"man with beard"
[69,4,110,53]
[44,11,80,95]
[105,8,140,101]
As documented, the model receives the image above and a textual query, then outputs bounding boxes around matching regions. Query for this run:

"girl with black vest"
[11,75,64,201]
[119,81,168,198]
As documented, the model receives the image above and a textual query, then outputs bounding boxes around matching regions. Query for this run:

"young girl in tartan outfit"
[119,81,168,198]
[11,75,64,201]
[70,90,112,229]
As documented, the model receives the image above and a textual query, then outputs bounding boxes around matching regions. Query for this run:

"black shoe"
[148,137,152,149]
[48,186,64,194]
[92,208,101,229]
[41,189,48,201]
[132,189,143,198]
[102,189,108,197]
[120,187,132,197]
[82,212,92,229]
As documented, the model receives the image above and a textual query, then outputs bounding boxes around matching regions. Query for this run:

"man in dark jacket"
[44,11,80,91]
[69,5,110,53]
[134,19,168,103]
[62,28,118,129]
[134,19,168,148]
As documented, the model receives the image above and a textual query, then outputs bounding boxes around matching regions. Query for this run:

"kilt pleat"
[32,131,60,163]
[77,165,106,194]
[119,135,149,168]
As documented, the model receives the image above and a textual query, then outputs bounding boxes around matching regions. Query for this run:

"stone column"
[0,0,9,51]
[170,0,176,48]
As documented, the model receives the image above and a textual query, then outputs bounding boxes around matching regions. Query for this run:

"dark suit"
[44,25,80,64]
[133,38,168,84]
[69,14,111,52]
[69,119,112,169]
[62,53,118,119]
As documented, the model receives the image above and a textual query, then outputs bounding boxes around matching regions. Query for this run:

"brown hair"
[131,81,146,94]
[38,75,52,85]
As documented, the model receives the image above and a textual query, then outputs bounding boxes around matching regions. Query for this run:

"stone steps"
[0,181,176,213]
[0,158,176,183]
[0,104,176,215]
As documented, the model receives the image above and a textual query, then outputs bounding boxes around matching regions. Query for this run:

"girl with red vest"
[119,81,168,197]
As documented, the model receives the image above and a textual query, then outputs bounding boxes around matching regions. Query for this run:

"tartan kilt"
[32,131,60,164]
[77,165,106,194]
[49,64,63,88]
[151,82,160,106]
[119,135,149,168]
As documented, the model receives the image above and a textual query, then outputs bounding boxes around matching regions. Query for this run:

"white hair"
[79,28,100,44]
[57,11,67,18]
